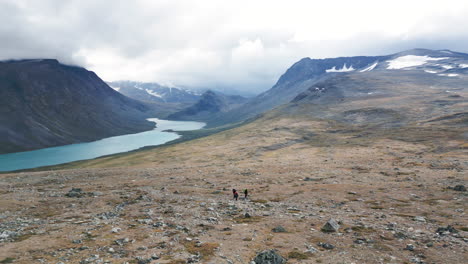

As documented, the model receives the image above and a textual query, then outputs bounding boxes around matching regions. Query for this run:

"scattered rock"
[318,242,335,250]
[114,238,130,246]
[65,188,86,198]
[405,244,415,251]
[321,218,340,233]
[111,227,121,233]
[252,249,286,264]
[272,226,287,233]
[410,257,425,264]
[448,185,466,192]
[413,216,426,222]
[153,222,165,228]
[135,256,152,264]
[394,231,407,239]
[91,191,104,197]
[305,245,318,253]
[244,213,252,218]
[436,225,458,235]
[354,238,370,244]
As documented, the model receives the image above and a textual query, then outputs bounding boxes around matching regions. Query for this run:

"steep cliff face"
[0,59,155,154]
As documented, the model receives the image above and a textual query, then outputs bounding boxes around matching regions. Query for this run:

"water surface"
[0,119,205,172]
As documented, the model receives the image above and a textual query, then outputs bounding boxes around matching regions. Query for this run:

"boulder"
[321,218,340,233]
[65,188,85,198]
[436,225,458,235]
[272,226,287,233]
[318,242,335,249]
[453,185,466,192]
[252,250,286,264]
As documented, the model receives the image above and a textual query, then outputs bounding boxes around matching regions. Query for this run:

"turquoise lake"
[0,119,205,172]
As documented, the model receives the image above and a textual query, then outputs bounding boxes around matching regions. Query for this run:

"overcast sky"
[2,0,468,93]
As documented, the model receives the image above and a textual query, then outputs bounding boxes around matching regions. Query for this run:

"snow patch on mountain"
[109,86,121,91]
[326,64,355,73]
[387,55,448,69]
[424,70,438,74]
[459,64,468,68]
[145,89,163,98]
[438,73,459,77]
[360,62,378,72]
[440,65,454,69]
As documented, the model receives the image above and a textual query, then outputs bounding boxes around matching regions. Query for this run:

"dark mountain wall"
[0,59,155,154]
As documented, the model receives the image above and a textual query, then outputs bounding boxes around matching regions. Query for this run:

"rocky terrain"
[0,107,466,263]
[0,49,466,263]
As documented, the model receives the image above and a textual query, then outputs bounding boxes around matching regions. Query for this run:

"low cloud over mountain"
[2,0,468,93]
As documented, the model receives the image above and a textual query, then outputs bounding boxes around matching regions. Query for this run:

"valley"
[3,1,468,263]
[0,49,466,263]
[0,108,466,263]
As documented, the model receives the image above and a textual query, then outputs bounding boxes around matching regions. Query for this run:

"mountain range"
[205,48,468,127]
[107,80,201,104]
[1,48,466,154]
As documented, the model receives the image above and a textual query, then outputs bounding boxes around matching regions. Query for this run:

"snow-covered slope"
[107,81,201,104]
[386,55,448,69]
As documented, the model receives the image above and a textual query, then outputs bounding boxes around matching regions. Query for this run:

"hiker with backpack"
[232,189,239,201]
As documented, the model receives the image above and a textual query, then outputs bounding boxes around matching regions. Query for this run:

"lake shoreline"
[0,119,205,172]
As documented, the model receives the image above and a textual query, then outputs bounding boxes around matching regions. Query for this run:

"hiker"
[244,189,248,199]
[232,189,239,201]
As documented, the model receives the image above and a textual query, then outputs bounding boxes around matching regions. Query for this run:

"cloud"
[1,0,468,93]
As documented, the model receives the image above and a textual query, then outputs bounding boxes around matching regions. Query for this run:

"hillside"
[0,59,157,154]
[168,90,247,121]
[208,48,468,127]
[0,50,466,263]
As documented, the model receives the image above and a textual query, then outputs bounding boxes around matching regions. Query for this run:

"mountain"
[208,48,468,127]
[107,81,201,104]
[288,70,467,127]
[167,90,247,121]
[0,59,157,154]
[4,50,467,264]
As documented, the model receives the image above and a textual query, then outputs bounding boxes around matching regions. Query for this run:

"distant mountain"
[0,59,157,154]
[168,90,247,121]
[107,81,201,104]
[208,48,468,127]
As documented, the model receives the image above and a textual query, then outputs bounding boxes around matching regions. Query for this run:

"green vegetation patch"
[0,258,15,264]
[183,241,219,260]
[288,251,310,260]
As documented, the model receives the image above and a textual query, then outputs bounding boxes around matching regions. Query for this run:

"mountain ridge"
[204,48,468,127]
[0,59,157,154]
